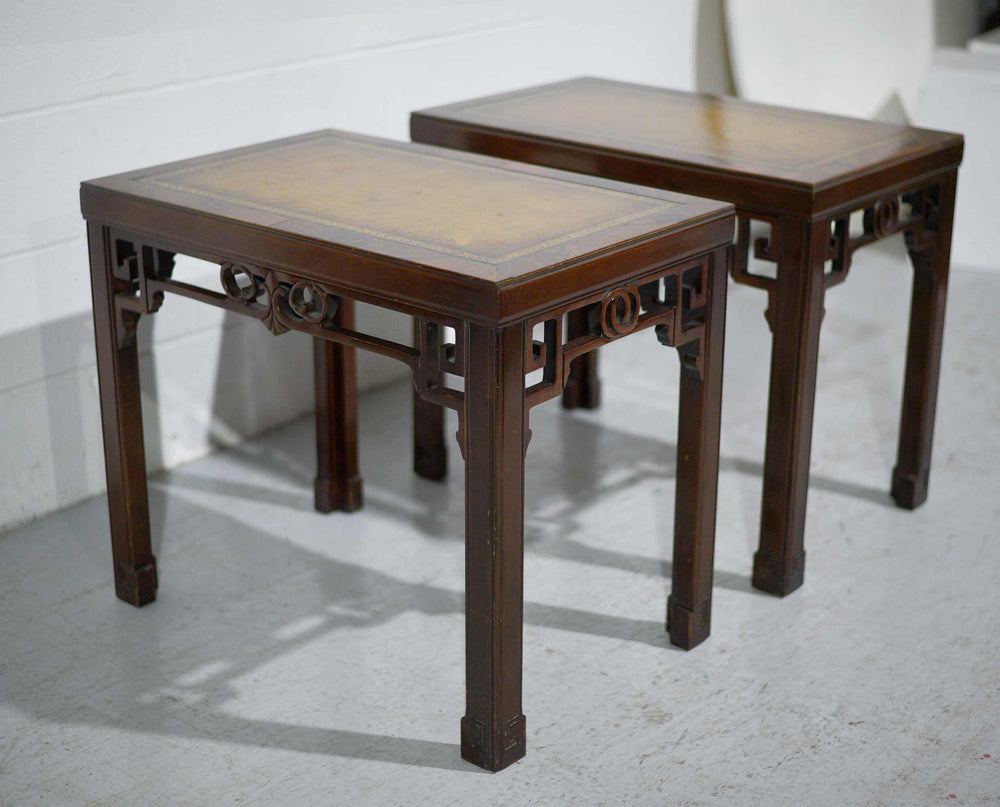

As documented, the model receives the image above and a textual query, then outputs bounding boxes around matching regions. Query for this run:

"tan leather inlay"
[453,81,926,177]
[142,134,678,263]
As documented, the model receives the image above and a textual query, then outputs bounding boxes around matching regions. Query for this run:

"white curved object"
[725,0,934,121]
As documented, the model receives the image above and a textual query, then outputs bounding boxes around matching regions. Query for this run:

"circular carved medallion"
[601,284,641,339]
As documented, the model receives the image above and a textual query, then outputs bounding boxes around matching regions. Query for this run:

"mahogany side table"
[81,130,733,772]
[411,77,964,597]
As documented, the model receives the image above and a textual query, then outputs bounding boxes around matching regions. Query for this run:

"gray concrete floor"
[2,241,999,805]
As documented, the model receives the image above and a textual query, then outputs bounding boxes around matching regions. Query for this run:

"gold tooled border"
[142,134,679,265]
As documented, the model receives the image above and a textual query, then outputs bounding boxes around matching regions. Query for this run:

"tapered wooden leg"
[313,300,363,513]
[562,307,601,410]
[88,224,157,606]
[667,249,728,649]
[412,319,448,480]
[892,172,957,509]
[753,219,828,597]
[460,321,527,772]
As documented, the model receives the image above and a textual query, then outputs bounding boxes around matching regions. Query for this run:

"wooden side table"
[81,131,733,771]
[411,78,964,597]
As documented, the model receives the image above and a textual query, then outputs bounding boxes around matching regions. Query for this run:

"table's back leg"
[460,321,527,772]
[892,171,957,509]
[753,218,829,597]
[412,318,448,480]
[313,299,363,513]
[88,223,157,606]
[562,307,601,410]
[667,248,728,649]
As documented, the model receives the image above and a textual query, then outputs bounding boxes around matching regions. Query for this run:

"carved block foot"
[114,560,158,607]
[414,444,448,481]
[461,715,526,772]
[890,467,928,510]
[314,475,364,513]
[752,549,806,597]
[666,595,711,650]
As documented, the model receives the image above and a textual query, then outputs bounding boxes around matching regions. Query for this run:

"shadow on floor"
[3,468,689,775]
[155,390,891,601]
[14,383,894,771]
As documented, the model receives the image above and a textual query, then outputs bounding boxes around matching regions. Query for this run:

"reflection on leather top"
[430,78,946,183]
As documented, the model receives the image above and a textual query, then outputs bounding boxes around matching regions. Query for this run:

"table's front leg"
[460,321,528,772]
[88,223,157,606]
[667,247,728,649]
[892,171,957,509]
[754,218,829,597]
[313,299,363,513]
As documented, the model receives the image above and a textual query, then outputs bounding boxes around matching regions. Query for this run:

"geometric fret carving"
[826,183,941,289]
[413,318,468,456]
[732,180,944,330]
[413,318,465,412]
[107,236,464,415]
[524,257,710,409]
[107,234,719,437]
[902,183,943,275]
[110,236,175,348]
[733,215,780,330]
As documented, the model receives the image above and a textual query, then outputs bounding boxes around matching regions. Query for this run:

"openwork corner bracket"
[731,215,782,331]
[733,184,942,329]
[653,266,709,382]
[826,182,942,288]
[412,318,466,411]
[732,214,781,291]
[219,262,340,336]
[110,235,175,348]
[410,317,469,456]
[524,259,711,409]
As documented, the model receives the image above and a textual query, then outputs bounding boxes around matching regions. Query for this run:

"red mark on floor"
[948,795,957,800]
[984,753,991,758]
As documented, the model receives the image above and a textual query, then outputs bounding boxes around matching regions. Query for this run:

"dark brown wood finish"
[461,320,528,770]
[562,308,601,410]
[411,78,963,597]
[668,247,727,647]
[82,131,732,772]
[752,218,828,593]
[893,171,957,509]
[410,78,963,220]
[412,319,448,480]
[87,222,159,606]
[312,302,363,513]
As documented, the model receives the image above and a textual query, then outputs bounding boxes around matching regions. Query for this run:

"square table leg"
[667,248,727,648]
[460,321,527,772]
[752,218,829,597]
[892,170,957,509]
[312,299,363,513]
[88,223,157,606]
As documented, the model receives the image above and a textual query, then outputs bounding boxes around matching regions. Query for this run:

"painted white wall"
[724,0,980,122]
[0,0,699,531]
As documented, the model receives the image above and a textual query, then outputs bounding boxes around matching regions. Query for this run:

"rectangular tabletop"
[81,130,732,322]
[411,77,964,217]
